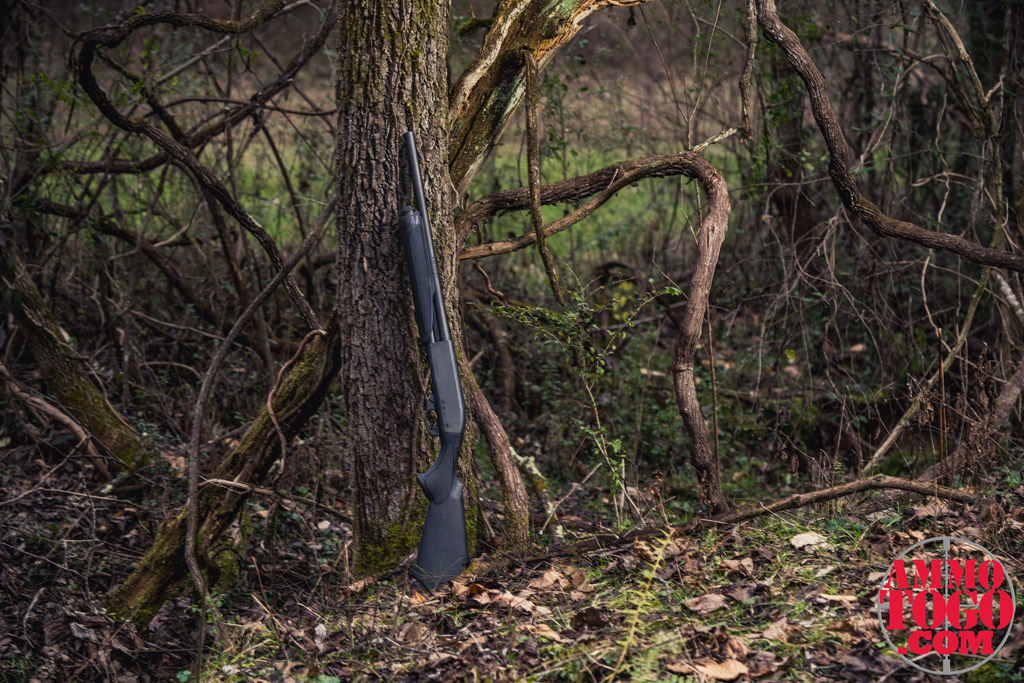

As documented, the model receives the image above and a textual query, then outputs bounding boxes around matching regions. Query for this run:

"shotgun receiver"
[399,131,469,591]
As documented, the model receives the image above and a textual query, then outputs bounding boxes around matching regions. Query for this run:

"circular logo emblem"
[877,536,1016,675]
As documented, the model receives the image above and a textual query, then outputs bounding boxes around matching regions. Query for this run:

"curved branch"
[669,156,732,514]
[756,0,1024,271]
[72,0,338,329]
[458,153,709,258]
[59,1,337,175]
[459,150,732,511]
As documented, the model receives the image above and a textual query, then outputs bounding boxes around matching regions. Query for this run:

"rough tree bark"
[333,0,488,574]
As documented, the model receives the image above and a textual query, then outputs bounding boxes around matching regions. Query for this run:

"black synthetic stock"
[400,131,469,592]
[412,455,468,589]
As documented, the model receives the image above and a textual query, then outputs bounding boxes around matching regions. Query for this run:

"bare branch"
[523,49,564,305]
[756,0,1024,271]
[739,0,757,141]
[669,155,732,514]
[72,1,339,329]
[459,153,713,258]
[448,0,654,193]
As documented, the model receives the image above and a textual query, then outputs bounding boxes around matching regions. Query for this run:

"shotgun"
[398,130,469,591]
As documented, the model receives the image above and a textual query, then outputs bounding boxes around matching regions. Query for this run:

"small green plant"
[491,280,680,525]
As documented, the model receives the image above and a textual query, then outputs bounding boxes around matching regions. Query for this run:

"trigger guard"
[424,395,440,436]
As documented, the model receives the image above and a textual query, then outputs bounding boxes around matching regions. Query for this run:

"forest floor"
[1,443,1023,683]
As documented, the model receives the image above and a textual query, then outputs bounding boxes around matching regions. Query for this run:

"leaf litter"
[3,442,1023,681]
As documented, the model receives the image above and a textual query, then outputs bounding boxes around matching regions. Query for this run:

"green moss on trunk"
[2,246,148,471]
[106,317,341,623]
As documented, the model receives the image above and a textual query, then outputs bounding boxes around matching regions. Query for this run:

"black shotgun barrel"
[399,131,469,591]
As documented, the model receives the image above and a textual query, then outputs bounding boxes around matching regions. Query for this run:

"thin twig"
[524,49,565,306]
[202,478,352,523]
[520,475,984,562]
[184,196,337,672]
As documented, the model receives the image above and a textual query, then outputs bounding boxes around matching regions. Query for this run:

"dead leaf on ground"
[572,606,611,630]
[747,650,787,678]
[396,621,427,642]
[831,617,880,643]
[501,591,552,616]
[818,593,858,609]
[722,635,749,660]
[901,529,928,543]
[685,593,729,614]
[468,591,494,607]
[569,568,594,593]
[721,557,755,576]
[790,531,829,551]
[634,539,657,563]
[693,659,749,680]
[908,503,952,522]
[528,570,565,591]
[725,584,761,602]
[525,623,567,643]
[665,660,692,674]
[761,617,796,643]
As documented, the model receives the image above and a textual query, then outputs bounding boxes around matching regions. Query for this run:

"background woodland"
[1,0,1023,680]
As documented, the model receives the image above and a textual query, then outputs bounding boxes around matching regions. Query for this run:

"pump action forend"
[398,130,468,591]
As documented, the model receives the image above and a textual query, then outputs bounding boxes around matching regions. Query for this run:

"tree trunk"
[334,0,482,574]
[2,247,148,472]
[106,317,341,622]
[448,0,651,196]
